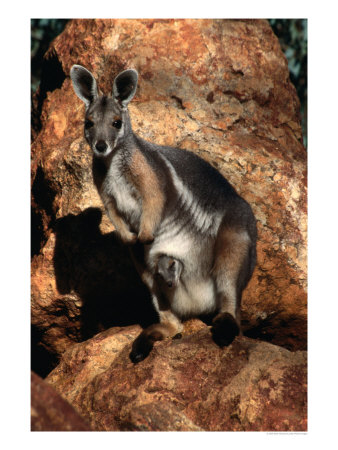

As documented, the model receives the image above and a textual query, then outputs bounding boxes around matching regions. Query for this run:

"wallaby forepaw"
[120,231,138,245]
[129,333,154,363]
[137,230,155,245]
[211,312,240,347]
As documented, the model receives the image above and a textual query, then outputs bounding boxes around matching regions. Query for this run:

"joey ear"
[70,65,98,107]
[112,69,138,108]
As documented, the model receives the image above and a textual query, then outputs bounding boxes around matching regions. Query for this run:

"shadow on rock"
[53,207,157,340]
[242,312,307,351]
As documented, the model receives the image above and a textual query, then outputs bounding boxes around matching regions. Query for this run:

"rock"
[31,372,91,431]
[31,19,307,372]
[46,324,307,431]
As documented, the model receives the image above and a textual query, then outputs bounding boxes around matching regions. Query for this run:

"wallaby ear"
[70,65,98,107]
[112,69,138,108]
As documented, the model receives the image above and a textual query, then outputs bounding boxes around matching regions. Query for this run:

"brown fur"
[129,149,165,243]
[130,309,183,362]
[142,319,181,342]
[212,227,250,322]
[104,197,137,244]
[158,309,184,335]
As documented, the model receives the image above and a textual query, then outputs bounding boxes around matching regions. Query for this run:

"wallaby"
[156,255,183,289]
[70,64,257,363]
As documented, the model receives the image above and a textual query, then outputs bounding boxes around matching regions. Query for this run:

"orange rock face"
[45,325,307,431]
[31,19,307,370]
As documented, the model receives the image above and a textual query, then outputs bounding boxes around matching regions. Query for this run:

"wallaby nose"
[95,140,107,153]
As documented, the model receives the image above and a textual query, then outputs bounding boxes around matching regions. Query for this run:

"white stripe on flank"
[157,153,222,235]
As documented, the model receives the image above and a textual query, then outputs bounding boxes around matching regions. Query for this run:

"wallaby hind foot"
[211,312,240,347]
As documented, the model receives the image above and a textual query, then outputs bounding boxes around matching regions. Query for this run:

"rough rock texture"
[46,322,307,431]
[31,371,91,431]
[31,19,307,372]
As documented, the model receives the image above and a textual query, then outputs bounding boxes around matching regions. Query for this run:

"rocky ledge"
[45,320,307,431]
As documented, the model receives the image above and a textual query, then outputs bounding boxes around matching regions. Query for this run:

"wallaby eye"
[112,119,122,129]
[84,119,94,130]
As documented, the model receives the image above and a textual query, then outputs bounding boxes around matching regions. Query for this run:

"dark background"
[31,18,307,146]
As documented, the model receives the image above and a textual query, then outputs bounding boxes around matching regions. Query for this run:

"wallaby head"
[70,65,138,158]
[157,255,183,289]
